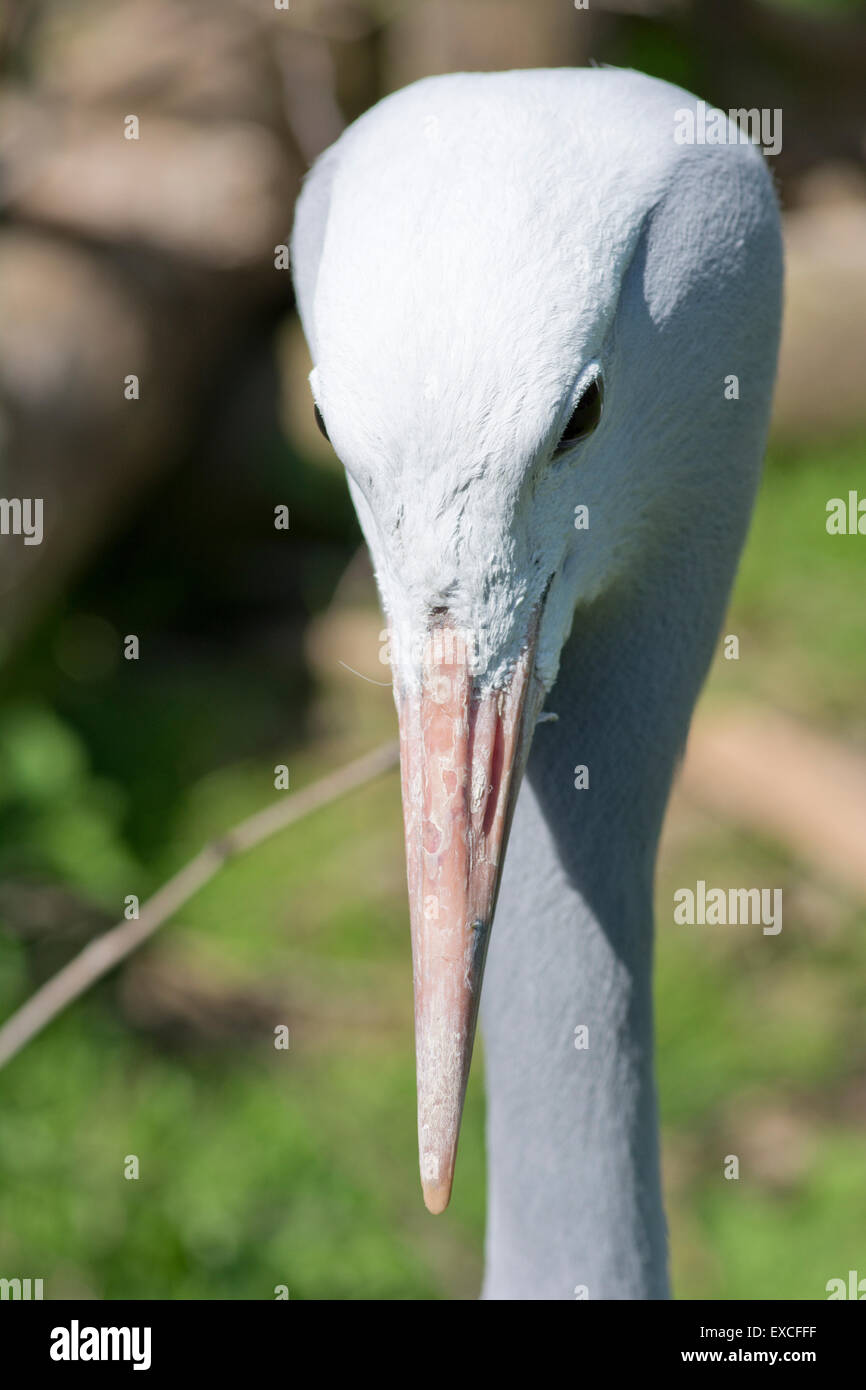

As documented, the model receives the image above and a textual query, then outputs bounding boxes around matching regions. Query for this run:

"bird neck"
[479,574,717,1300]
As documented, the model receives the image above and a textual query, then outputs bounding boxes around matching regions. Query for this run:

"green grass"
[711,433,866,725]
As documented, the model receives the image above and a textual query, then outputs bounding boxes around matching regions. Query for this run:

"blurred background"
[0,0,864,1300]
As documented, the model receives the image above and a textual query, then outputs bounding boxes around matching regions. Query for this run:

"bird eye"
[314,404,330,441]
[555,377,604,454]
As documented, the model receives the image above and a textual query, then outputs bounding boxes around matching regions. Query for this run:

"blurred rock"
[35,0,289,126]
[0,0,319,652]
[681,708,866,902]
[775,182,866,440]
[383,0,598,91]
[1,95,296,268]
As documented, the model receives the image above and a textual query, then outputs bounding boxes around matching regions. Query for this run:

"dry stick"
[0,740,400,1071]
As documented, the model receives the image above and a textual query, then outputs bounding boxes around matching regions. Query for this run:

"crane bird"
[291,68,782,1299]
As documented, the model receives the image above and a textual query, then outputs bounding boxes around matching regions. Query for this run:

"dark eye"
[314,404,330,441]
[555,377,604,454]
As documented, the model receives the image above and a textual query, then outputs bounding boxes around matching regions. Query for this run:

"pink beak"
[395,618,545,1213]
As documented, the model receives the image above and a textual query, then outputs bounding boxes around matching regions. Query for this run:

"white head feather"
[292,68,780,697]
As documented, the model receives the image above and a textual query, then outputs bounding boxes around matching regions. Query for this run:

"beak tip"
[422,1178,453,1215]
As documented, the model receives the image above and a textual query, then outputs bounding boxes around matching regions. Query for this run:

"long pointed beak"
[395,617,545,1213]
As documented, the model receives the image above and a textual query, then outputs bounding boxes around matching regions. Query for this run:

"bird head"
[292,69,782,1211]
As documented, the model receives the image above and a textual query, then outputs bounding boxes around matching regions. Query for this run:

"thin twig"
[0,741,400,1071]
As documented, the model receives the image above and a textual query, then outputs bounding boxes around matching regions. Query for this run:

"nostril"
[430,605,449,619]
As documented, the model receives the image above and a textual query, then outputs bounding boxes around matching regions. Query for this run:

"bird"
[291,67,782,1300]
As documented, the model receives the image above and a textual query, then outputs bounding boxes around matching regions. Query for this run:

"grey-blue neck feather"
[482,586,679,1300]
[479,131,782,1299]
